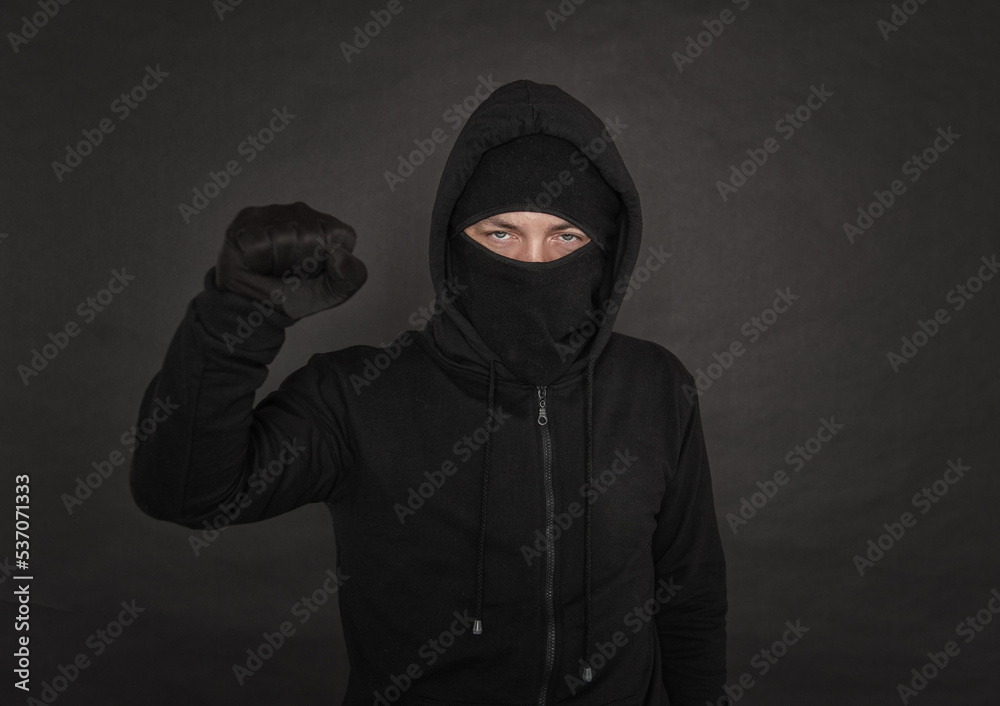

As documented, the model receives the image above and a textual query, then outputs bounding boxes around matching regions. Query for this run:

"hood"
[426,78,642,384]
[420,78,643,686]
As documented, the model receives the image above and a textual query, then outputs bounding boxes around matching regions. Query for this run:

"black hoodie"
[130,79,728,705]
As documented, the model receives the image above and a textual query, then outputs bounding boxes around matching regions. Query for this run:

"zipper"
[536,385,556,705]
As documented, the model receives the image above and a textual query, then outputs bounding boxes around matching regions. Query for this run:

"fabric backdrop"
[2,1,997,704]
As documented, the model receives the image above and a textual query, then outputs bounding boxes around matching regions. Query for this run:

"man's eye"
[488,231,511,240]
[557,233,582,242]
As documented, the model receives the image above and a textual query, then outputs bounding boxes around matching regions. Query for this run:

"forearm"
[657,557,728,704]
[129,267,295,526]
[653,391,729,703]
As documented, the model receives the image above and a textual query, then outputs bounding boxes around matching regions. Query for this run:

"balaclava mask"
[446,133,621,385]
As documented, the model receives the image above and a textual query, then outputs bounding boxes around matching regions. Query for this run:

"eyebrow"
[477,216,582,233]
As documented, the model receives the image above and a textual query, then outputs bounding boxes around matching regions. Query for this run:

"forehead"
[473,212,581,231]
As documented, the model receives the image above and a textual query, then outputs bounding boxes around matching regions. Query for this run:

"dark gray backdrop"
[2,1,998,704]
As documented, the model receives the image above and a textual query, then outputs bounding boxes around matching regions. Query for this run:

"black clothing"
[448,231,605,386]
[448,133,621,251]
[130,78,727,705]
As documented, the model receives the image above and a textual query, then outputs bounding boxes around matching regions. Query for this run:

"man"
[130,79,728,705]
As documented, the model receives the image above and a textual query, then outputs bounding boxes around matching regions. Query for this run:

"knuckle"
[321,218,357,244]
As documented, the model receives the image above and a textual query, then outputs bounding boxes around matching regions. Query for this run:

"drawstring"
[472,359,496,635]
[581,356,595,682]
[470,357,598,689]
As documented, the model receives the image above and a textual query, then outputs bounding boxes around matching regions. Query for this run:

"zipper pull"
[537,386,548,426]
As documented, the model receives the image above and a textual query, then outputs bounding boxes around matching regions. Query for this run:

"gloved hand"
[215,202,367,319]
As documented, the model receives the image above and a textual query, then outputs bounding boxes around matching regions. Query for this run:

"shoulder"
[600,332,702,438]
[294,330,429,399]
[603,331,696,387]
[302,327,421,371]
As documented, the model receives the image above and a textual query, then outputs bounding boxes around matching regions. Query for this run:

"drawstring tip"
[473,619,482,635]
[581,665,593,682]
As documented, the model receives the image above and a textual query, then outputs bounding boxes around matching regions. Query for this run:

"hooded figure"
[130,79,728,705]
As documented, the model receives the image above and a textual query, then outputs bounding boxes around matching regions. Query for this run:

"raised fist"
[215,202,367,319]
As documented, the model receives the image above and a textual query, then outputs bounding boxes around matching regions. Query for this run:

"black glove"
[215,202,368,319]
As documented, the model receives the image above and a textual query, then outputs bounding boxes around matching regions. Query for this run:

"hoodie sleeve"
[129,268,354,529]
[652,386,728,704]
